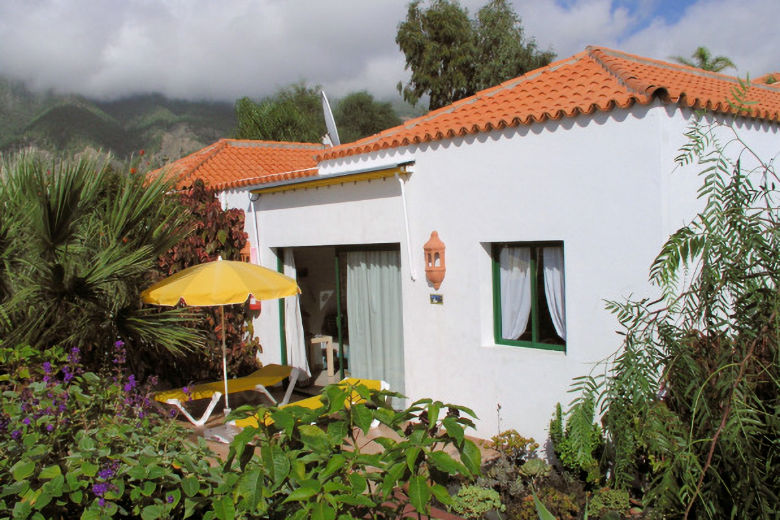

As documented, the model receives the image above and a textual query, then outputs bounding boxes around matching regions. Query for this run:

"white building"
[167,47,780,441]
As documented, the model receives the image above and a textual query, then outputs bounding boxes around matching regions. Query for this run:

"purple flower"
[92,482,109,496]
[168,409,177,418]
[99,497,106,507]
[113,340,127,365]
[11,430,21,440]
[42,361,52,374]
[123,375,136,393]
[167,495,174,503]
[46,424,54,432]
[22,417,31,425]
[98,467,115,479]
[68,347,80,364]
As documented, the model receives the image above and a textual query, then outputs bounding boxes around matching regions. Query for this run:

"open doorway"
[282,245,405,396]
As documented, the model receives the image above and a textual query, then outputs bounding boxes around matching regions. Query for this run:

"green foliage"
[471,0,555,92]
[478,430,538,496]
[450,485,504,519]
[2,343,483,519]
[487,429,539,464]
[511,487,580,520]
[234,83,325,143]
[225,387,481,518]
[0,343,221,519]
[561,82,779,518]
[477,450,525,497]
[0,152,203,373]
[333,91,402,143]
[235,85,402,144]
[590,488,629,518]
[396,0,554,110]
[151,178,259,385]
[519,459,550,480]
[671,46,736,72]
[549,402,603,485]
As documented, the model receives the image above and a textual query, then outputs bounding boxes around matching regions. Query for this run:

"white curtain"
[283,249,310,377]
[346,250,404,395]
[542,246,566,340]
[500,247,532,339]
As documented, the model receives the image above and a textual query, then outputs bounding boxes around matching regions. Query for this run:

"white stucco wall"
[222,102,779,443]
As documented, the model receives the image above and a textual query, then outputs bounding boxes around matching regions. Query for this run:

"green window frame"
[492,241,566,352]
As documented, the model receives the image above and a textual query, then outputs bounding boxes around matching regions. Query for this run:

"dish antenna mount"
[321,90,340,147]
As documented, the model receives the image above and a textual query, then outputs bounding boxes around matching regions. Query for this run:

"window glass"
[493,243,565,351]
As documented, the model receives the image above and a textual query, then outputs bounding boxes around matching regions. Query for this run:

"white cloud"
[618,0,780,77]
[0,0,775,103]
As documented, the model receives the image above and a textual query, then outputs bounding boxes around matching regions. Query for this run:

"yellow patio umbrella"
[141,257,300,413]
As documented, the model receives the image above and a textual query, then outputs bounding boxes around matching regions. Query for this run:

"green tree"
[0,152,202,374]
[234,83,325,142]
[334,91,402,143]
[396,0,554,110]
[672,46,736,72]
[472,0,555,92]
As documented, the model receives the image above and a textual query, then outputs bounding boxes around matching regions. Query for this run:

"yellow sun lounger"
[231,377,388,429]
[154,364,301,427]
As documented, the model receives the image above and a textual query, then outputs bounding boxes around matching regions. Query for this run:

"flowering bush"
[1,341,483,519]
[0,341,220,519]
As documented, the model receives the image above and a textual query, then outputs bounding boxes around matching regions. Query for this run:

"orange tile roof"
[163,139,323,191]
[321,46,780,161]
[753,72,780,87]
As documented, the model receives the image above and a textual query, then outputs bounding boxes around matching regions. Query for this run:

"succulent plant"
[519,458,551,479]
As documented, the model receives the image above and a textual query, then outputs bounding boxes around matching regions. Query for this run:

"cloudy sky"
[0,0,777,102]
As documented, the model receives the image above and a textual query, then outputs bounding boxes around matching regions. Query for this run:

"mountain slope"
[0,79,236,163]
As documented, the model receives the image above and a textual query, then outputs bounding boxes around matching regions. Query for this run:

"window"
[492,242,566,351]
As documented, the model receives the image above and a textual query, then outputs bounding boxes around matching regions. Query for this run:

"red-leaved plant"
[150,179,261,387]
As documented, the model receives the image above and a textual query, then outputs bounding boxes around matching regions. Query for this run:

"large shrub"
[151,178,260,386]
[1,342,482,519]
[0,342,221,519]
[0,152,202,374]
[224,387,482,519]
[559,82,779,517]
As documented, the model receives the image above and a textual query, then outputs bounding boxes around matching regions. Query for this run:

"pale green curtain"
[346,250,404,395]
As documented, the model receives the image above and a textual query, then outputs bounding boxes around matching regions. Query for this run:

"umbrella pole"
[221,306,229,414]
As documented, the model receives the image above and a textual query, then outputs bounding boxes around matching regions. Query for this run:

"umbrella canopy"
[141,258,300,414]
[141,259,299,306]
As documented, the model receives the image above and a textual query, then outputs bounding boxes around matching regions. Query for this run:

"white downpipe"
[396,173,417,281]
[250,196,262,265]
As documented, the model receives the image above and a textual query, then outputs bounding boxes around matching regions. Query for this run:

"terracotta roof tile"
[321,46,780,161]
[161,139,323,191]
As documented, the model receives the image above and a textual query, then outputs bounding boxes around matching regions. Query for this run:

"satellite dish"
[321,90,340,147]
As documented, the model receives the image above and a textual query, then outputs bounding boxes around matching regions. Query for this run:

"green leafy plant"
[477,430,539,497]
[561,80,779,518]
[0,342,223,519]
[225,385,482,519]
[488,429,539,464]
[519,459,550,480]
[549,402,603,485]
[0,151,202,374]
[590,488,629,518]
[450,485,504,519]
[511,487,580,520]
